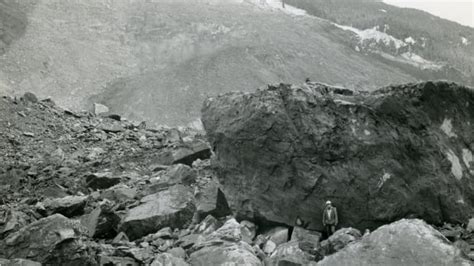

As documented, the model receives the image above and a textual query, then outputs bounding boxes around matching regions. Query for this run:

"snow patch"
[245,0,308,16]
[400,52,444,70]
[404,36,416,45]
[446,149,463,180]
[376,51,444,71]
[377,172,391,190]
[334,24,407,49]
[379,9,387,13]
[461,37,470,46]
[440,118,457,138]
[334,99,356,105]
[462,149,473,171]
[364,129,371,136]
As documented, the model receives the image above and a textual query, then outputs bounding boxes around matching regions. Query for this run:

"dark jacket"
[322,206,338,225]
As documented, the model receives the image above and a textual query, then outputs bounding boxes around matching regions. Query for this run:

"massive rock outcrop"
[202,81,474,230]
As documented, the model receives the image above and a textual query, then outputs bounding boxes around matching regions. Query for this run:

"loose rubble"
[1,85,473,265]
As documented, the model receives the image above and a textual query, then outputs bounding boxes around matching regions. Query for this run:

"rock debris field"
[0,81,474,265]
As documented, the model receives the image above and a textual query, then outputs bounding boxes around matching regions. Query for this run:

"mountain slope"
[0,0,472,126]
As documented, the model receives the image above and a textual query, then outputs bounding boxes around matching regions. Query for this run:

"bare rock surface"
[119,184,196,240]
[0,214,88,263]
[202,81,474,230]
[317,219,472,266]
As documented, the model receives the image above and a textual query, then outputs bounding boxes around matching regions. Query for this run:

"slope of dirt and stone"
[1,0,472,126]
[202,81,474,231]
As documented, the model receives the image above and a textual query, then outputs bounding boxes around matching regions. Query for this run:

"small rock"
[194,215,221,235]
[264,240,277,254]
[22,132,35,137]
[172,140,211,166]
[195,180,232,218]
[112,231,130,244]
[80,205,120,239]
[86,172,121,190]
[0,258,42,266]
[151,253,189,266]
[467,218,474,232]
[22,92,38,103]
[93,103,109,115]
[99,256,139,266]
[42,195,88,218]
[265,241,317,266]
[263,227,289,246]
[101,184,137,202]
[168,247,186,259]
[241,220,257,244]
[320,227,361,255]
[107,114,121,121]
[291,226,321,246]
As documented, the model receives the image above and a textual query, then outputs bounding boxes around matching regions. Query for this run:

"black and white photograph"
[0,0,473,265]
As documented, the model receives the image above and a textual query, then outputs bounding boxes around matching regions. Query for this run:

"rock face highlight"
[119,184,195,240]
[317,219,471,266]
[202,81,474,230]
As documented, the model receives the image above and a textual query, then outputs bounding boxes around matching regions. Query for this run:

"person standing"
[322,200,338,236]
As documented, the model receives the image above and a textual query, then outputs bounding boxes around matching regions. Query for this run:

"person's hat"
[326,200,331,205]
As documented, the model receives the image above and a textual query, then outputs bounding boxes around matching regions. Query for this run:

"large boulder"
[0,214,88,263]
[317,219,472,266]
[202,82,474,230]
[119,184,195,240]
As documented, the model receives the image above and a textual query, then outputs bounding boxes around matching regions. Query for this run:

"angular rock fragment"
[320,227,361,255]
[1,214,88,263]
[101,184,137,202]
[80,205,120,238]
[291,226,321,246]
[86,172,121,190]
[195,179,231,218]
[189,219,262,266]
[172,140,211,166]
[265,241,318,266]
[42,195,88,217]
[119,185,195,240]
[0,258,42,266]
[151,253,189,266]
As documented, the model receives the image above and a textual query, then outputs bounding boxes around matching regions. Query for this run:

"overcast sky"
[383,0,473,28]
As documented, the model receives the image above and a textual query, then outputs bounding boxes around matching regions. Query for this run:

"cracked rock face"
[202,81,474,230]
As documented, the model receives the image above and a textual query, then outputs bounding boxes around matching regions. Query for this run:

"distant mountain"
[0,0,472,126]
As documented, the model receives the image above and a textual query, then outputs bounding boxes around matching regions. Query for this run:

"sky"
[383,0,474,28]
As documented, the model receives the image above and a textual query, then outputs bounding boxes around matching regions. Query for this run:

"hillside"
[0,0,473,127]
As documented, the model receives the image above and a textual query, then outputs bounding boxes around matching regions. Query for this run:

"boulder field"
[1,84,474,264]
[202,81,474,230]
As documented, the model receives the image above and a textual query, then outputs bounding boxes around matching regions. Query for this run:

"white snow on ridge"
[461,37,470,45]
[379,9,387,13]
[405,36,416,45]
[334,24,407,49]
[244,0,308,16]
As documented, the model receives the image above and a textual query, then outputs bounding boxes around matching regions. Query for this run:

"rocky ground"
[0,83,474,265]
